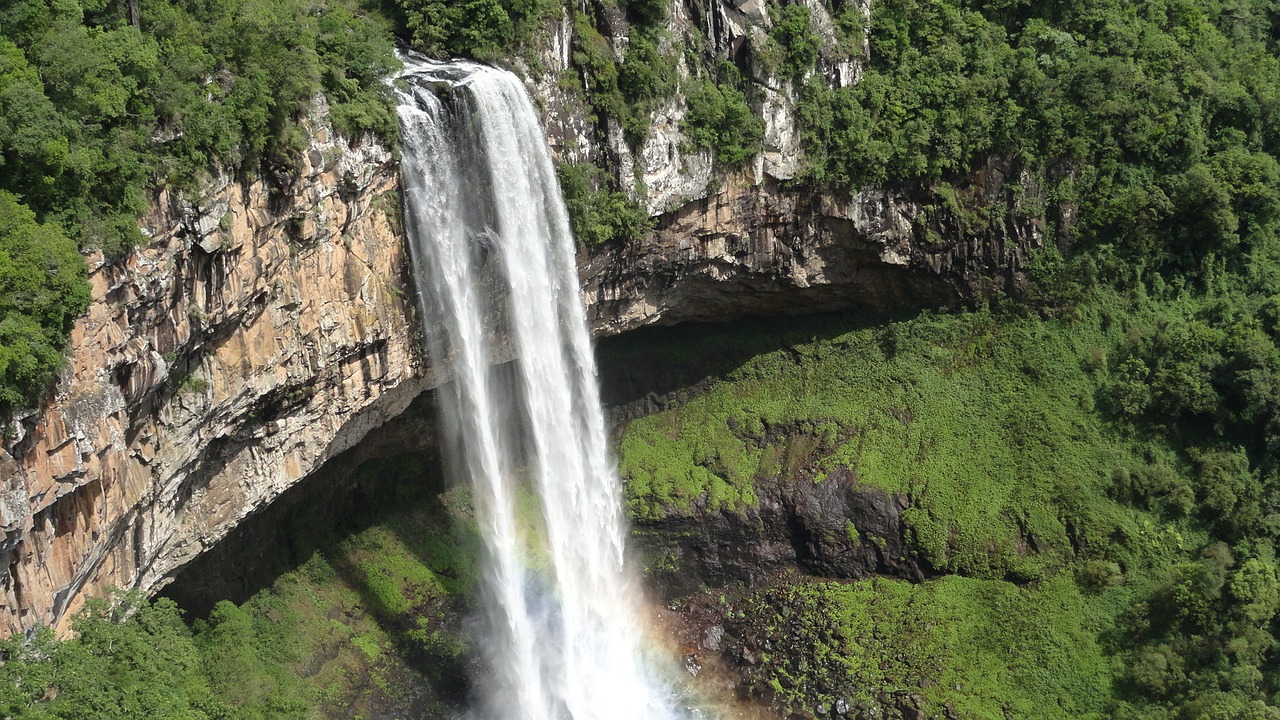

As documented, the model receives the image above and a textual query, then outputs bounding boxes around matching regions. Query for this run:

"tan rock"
[0,97,433,637]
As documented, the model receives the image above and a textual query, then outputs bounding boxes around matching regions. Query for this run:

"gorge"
[0,3,1041,639]
[3,0,1280,718]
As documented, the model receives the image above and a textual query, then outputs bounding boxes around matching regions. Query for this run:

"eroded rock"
[0,97,429,636]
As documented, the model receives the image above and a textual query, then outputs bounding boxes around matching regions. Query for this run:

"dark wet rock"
[703,624,726,651]
[631,466,925,598]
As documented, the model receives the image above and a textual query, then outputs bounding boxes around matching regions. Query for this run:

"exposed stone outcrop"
[633,468,925,602]
[583,159,1043,334]
[0,99,430,636]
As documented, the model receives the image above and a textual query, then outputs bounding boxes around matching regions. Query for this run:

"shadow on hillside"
[160,391,448,618]
[596,308,928,419]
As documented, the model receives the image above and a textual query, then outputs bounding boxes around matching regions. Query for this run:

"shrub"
[1077,560,1123,591]
[682,76,763,166]
[768,3,820,80]
[556,161,653,248]
[397,0,554,60]
[0,191,89,410]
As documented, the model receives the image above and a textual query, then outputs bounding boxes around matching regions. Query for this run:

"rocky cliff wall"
[526,0,1043,333]
[0,100,432,636]
[583,163,1042,334]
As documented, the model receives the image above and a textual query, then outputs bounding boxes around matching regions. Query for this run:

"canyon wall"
[0,100,431,636]
[524,2,1043,334]
[0,0,1045,635]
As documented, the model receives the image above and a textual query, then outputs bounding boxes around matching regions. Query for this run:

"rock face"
[632,467,925,602]
[0,99,432,636]
[583,161,1043,334]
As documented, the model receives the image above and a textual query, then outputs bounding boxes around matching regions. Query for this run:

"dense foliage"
[793,0,1280,284]
[0,594,230,719]
[610,286,1280,717]
[681,64,765,168]
[0,0,400,411]
[0,193,89,410]
[557,161,653,248]
[392,0,556,60]
[0,0,399,254]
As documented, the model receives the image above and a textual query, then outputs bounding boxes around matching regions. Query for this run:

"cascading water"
[395,54,687,720]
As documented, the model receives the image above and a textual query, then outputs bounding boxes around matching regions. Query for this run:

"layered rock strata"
[0,101,428,636]
[584,162,1042,334]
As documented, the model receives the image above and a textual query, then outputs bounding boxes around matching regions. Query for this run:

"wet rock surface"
[631,465,926,601]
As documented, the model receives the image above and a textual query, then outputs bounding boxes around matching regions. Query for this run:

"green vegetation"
[788,0,1280,291]
[558,5,679,244]
[722,574,1116,719]
[0,193,89,410]
[681,63,765,167]
[7,0,1280,717]
[619,307,1151,580]
[393,0,557,61]
[613,6,1280,709]
[570,8,677,142]
[616,280,1280,716]
[0,594,231,719]
[0,0,399,253]
[766,4,821,80]
[0,455,479,719]
[557,161,652,248]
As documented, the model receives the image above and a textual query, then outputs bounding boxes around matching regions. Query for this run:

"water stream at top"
[395,54,688,720]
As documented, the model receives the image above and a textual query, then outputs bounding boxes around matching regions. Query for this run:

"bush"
[0,0,401,405]
[619,30,676,104]
[0,191,89,410]
[682,75,763,167]
[571,12,626,122]
[557,161,653,248]
[768,3,820,80]
[398,0,555,60]
[1077,560,1123,591]
[0,592,235,719]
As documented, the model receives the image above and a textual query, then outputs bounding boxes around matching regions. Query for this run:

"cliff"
[0,0,1045,636]
[0,99,430,636]
[583,164,1042,333]
[526,3,1043,333]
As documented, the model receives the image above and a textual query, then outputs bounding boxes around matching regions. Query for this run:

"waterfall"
[395,55,684,720]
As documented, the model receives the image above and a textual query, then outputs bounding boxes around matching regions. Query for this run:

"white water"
[395,55,684,720]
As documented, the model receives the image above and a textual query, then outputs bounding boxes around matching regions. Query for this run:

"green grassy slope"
[614,290,1280,718]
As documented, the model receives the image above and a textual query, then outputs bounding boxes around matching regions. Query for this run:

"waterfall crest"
[395,54,683,720]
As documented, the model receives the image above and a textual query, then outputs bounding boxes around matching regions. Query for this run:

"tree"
[0,191,89,410]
